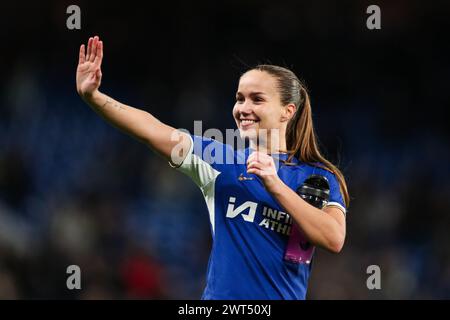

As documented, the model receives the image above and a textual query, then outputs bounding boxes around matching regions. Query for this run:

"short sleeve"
[323,170,347,216]
[169,134,226,189]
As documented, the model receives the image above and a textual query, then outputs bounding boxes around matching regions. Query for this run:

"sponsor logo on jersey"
[226,196,293,236]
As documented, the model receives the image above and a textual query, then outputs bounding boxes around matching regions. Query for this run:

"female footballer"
[76,36,349,299]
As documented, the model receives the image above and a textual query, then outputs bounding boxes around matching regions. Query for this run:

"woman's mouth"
[239,119,259,129]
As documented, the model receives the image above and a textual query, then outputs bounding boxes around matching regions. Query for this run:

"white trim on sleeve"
[324,201,347,216]
[168,133,194,169]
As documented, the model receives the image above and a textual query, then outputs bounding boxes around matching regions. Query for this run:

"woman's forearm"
[83,90,188,163]
[83,90,158,142]
[269,179,345,253]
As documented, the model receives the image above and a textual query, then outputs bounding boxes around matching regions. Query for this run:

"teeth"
[241,119,257,125]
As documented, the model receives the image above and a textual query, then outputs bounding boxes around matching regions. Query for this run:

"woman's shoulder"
[291,161,337,180]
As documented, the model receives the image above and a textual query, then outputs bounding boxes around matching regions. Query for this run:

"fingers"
[247,152,265,175]
[247,151,276,178]
[94,40,103,67]
[246,168,262,176]
[84,36,102,65]
[247,160,263,171]
[90,36,99,62]
[86,37,93,61]
[79,44,85,64]
[247,151,272,166]
[247,151,260,164]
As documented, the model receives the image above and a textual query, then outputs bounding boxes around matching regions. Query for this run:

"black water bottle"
[296,174,330,209]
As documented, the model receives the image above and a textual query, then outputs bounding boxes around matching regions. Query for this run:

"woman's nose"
[238,100,253,114]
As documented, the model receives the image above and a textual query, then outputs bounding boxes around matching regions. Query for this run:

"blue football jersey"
[171,135,346,300]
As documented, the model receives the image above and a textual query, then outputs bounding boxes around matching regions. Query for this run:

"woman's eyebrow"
[236,91,266,96]
[250,91,265,95]
[249,91,266,97]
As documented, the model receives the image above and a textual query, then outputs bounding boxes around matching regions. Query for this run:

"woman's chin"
[239,128,258,141]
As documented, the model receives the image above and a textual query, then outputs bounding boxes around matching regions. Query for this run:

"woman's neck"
[249,135,288,154]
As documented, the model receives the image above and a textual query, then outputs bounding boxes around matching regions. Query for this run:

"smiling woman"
[233,69,294,160]
[76,36,349,300]
[234,69,292,147]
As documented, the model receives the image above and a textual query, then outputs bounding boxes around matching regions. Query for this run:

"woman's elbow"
[326,232,346,254]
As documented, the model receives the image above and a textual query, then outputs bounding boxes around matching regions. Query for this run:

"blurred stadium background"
[1,0,449,299]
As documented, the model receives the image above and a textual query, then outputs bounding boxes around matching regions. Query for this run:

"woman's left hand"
[246,151,283,193]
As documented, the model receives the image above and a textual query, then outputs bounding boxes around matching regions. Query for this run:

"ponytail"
[251,65,349,207]
[286,87,350,207]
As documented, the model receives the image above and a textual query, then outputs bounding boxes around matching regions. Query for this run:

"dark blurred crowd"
[1,0,449,299]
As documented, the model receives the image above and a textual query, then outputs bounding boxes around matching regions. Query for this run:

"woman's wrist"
[264,175,285,195]
[81,89,101,103]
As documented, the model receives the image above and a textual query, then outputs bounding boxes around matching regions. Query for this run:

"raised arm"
[76,36,190,165]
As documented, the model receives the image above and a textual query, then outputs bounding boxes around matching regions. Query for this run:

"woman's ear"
[280,103,297,122]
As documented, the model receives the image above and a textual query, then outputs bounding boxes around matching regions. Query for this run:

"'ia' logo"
[226,197,257,223]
